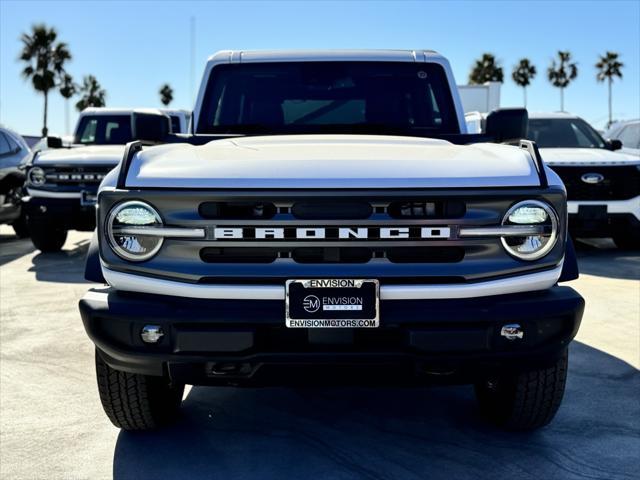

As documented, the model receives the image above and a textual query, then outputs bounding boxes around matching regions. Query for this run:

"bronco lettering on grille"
[213,226,452,240]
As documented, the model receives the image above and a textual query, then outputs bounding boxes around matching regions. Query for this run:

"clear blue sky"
[1,0,639,136]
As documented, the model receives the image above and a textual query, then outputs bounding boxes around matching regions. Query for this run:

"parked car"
[605,119,640,157]
[0,127,31,237]
[22,108,183,252]
[527,112,640,249]
[80,50,584,432]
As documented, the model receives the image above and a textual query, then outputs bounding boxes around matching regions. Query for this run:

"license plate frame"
[285,279,379,328]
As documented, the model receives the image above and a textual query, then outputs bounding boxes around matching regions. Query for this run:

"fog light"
[501,324,524,341]
[141,325,164,343]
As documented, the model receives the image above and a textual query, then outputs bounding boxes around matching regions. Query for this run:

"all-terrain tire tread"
[95,350,183,430]
[475,349,568,431]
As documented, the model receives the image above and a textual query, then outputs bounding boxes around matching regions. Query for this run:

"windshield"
[527,118,606,149]
[75,115,133,145]
[197,62,459,135]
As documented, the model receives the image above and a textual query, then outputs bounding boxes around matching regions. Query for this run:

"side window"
[80,119,98,143]
[4,133,21,152]
[0,133,12,155]
[170,116,181,133]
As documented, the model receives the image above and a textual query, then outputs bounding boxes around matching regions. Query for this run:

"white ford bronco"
[23,108,187,252]
[79,50,584,431]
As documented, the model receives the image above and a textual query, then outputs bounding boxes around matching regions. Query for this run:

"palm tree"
[19,24,72,136]
[75,75,106,111]
[595,52,624,128]
[469,53,504,84]
[159,84,174,106]
[547,51,578,112]
[59,74,77,135]
[511,59,537,108]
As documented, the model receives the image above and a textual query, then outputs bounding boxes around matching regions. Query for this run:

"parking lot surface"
[0,227,638,480]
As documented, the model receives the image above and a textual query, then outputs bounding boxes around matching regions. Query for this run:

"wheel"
[474,349,568,430]
[612,232,640,250]
[28,219,67,252]
[11,215,29,238]
[95,350,184,431]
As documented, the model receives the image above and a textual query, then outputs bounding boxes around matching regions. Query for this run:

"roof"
[79,107,164,116]
[528,111,580,119]
[206,49,444,64]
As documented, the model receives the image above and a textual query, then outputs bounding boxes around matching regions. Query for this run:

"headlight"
[28,167,46,186]
[501,200,558,261]
[106,201,164,261]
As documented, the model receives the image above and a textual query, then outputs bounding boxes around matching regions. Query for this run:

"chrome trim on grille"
[112,226,206,238]
[458,225,545,237]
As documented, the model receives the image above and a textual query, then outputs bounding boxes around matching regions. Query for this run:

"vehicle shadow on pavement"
[112,342,639,480]
[28,238,91,283]
[0,234,35,267]
[574,239,639,281]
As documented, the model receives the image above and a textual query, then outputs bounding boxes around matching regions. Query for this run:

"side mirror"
[46,136,63,149]
[485,108,529,143]
[132,112,171,143]
[606,139,623,151]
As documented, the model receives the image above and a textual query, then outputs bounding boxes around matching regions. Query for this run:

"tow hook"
[501,324,524,341]
[208,362,253,377]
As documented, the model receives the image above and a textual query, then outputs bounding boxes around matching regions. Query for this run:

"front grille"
[99,188,568,285]
[42,166,113,187]
[550,165,640,201]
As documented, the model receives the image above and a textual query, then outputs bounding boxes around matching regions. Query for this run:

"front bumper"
[567,201,640,237]
[566,196,640,236]
[24,194,97,231]
[80,286,584,386]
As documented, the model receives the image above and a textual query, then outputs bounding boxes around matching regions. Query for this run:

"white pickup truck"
[23,108,189,252]
[79,50,584,432]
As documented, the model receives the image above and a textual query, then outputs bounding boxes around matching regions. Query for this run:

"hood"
[35,145,125,166]
[540,147,640,166]
[125,135,542,189]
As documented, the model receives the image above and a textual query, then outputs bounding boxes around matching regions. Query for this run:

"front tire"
[474,349,568,430]
[95,350,184,431]
[28,219,67,252]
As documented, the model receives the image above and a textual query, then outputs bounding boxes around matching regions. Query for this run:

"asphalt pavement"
[0,227,638,480]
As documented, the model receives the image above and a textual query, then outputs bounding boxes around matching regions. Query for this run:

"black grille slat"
[199,202,276,219]
[291,201,372,219]
[386,247,464,263]
[388,200,466,219]
[292,247,372,264]
[550,165,640,201]
[199,246,464,264]
[200,247,278,263]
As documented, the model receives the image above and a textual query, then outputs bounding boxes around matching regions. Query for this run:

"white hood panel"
[540,148,640,166]
[126,135,541,189]
[35,145,125,166]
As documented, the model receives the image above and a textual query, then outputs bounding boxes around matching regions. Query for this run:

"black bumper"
[24,195,97,231]
[80,286,584,386]
[568,211,640,237]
